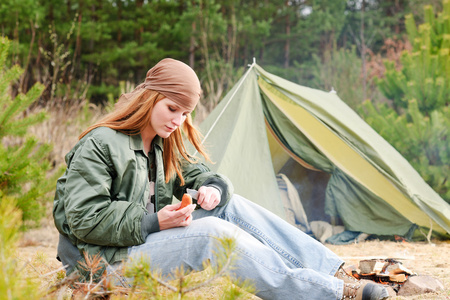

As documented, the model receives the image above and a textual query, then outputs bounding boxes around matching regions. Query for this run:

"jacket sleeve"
[64,136,146,247]
[174,161,234,207]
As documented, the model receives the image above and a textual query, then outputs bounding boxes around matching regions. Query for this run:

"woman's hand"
[157,203,196,230]
[197,186,220,211]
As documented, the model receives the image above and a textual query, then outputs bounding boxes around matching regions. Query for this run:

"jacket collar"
[152,136,164,150]
[129,134,163,152]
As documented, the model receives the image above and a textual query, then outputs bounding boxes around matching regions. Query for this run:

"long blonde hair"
[79,89,210,185]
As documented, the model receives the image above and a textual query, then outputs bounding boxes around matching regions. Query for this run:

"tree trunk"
[360,0,367,101]
[284,2,290,68]
[117,0,122,44]
[394,0,401,34]
[227,4,236,67]
[136,0,144,45]
[19,20,36,93]
[189,21,196,68]
[73,2,83,66]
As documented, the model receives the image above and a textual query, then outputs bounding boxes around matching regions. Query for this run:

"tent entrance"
[266,121,336,225]
[278,157,332,224]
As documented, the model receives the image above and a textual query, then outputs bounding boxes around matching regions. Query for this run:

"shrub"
[0,37,60,226]
[0,198,43,298]
[359,1,449,203]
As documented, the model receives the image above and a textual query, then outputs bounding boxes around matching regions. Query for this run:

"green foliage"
[309,46,382,110]
[361,99,449,202]
[0,37,60,225]
[123,236,255,299]
[0,0,403,107]
[49,236,255,299]
[0,199,43,298]
[40,20,77,103]
[377,0,450,113]
[360,1,450,204]
[1,0,439,110]
[360,1,449,204]
[87,82,121,105]
[0,39,46,138]
[263,0,347,67]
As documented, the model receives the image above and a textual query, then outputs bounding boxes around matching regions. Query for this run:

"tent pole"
[193,59,257,156]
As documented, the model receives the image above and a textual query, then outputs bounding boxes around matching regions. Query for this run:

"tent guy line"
[193,59,257,157]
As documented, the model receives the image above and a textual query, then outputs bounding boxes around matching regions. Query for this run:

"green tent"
[195,63,450,237]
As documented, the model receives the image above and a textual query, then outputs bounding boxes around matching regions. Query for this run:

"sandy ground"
[18,221,450,299]
[327,241,450,299]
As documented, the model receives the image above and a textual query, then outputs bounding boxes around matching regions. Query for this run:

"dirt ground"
[327,240,450,299]
[19,220,450,299]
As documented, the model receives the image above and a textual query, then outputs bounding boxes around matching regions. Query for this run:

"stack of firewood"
[345,258,416,289]
[343,257,445,297]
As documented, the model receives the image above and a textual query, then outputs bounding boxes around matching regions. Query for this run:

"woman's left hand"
[197,186,220,210]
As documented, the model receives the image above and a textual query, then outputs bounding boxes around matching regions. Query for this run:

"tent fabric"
[258,77,429,235]
[277,173,311,233]
[196,69,285,218]
[195,63,450,236]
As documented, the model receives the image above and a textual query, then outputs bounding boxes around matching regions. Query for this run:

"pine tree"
[0,199,43,298]
[360,1,449,203]
[0,37,59,225]
[377,1,449,113]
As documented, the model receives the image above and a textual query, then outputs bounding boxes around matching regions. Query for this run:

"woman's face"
[148,97,194,138]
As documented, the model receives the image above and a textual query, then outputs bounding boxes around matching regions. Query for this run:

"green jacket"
[53,127,233,273]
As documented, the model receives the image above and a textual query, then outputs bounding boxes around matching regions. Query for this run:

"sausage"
[176,193,192,210]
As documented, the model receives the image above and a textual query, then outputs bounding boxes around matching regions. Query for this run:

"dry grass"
[27,101,105,168]
[18,220,259,299]
[27,99,208,169]
[18,221,450,299]
[17,103,449,299]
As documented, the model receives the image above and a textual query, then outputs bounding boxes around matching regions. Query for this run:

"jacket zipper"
[153,152,159,211]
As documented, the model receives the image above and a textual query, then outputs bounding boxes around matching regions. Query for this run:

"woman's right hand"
[157,203,196,230]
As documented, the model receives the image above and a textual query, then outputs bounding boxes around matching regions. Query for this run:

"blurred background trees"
[360,1,449,203]
[1,0,439,105]
[0,0,448,225]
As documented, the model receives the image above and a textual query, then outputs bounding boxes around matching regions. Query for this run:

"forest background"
[1,0,449,242]
[1,0,449,298]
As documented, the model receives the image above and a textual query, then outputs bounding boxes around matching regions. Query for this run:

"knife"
[186,188,199,200]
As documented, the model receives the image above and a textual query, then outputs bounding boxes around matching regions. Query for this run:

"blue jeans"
[128,194,344,299]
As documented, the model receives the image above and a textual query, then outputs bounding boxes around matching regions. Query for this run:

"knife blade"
[186,188,198,200]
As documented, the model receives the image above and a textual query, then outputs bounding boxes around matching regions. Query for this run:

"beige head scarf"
[117,58,201,110]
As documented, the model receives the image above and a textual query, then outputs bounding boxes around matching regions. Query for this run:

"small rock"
[397,275,444,296]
